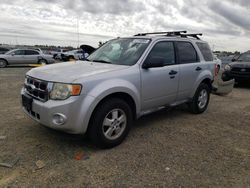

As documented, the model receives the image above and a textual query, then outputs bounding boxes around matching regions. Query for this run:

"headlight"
[50,83,82,100]
[224,64,231,71]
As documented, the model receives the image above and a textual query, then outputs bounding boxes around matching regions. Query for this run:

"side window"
[196,42,213,61]
[176,42,199,64]
[146,42,175,65]
[13,50,25,55]
[25,50,39,55]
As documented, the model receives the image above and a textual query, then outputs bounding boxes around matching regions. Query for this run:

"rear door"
[175,41,203,101]
[140,41,180,110]
[8,50,25,64]
[24,50,40,64]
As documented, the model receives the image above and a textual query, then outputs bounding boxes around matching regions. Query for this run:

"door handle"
[169,70,178,75]
[196,67,202,71]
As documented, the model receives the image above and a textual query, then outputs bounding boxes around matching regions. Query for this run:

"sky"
[0,0,249,52]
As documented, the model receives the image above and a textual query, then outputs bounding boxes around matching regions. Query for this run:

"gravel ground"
[0,67,250,188]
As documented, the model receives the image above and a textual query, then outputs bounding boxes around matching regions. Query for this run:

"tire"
[188,83,210,114]
[68,56,75,61]
[88,98,133,148]
[38,59,47,65]
[0,59,7,68]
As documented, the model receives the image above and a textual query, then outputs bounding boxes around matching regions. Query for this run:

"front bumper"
[227,70,250,81]
[21,88,95,134]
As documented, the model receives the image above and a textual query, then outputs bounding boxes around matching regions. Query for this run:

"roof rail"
[134,31,203,40]
[181,33,203,40]
[134,31,187,36]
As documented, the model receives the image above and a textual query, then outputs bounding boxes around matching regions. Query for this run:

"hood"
[27,61,128,83]
[229,61,250,68]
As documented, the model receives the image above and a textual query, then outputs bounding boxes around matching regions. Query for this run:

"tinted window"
[176,42,198,64]
[196,42,213,61]
[13,50,25,55]
[238,53,250,62]
[146,42,175,65]
[25,50,39,55]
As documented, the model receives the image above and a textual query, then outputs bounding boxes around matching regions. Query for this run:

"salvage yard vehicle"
[21,31,217,148]
[50,49,69,60]
[0,49,54,68]
[61,49,84,61]
[224,51,250,83]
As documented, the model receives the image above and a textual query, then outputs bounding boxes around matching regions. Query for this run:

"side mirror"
[231,58,236,62]
[11,53,15,56]
[142,56,165,69]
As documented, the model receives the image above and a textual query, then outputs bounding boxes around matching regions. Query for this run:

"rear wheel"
[38,59,47,65]
[88,98,132,148]
[188,83,210,114]
[68,56,75,61]
[0,59,7,68]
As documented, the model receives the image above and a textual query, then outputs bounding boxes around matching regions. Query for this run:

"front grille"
[231,67,250,72]
[24,76,49,102]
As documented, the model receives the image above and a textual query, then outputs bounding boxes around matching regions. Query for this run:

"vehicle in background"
[224,51,250,83]
[0,47,11,54]
[61,45,96,61]
[218,54,240,67]
[80,44,96,56]
[0,49,54,68]
[50,49,69,60]
[61,49,85,61]
[212,58,234,95]
[21,31,217,148]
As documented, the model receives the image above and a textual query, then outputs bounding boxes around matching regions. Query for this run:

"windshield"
[87,38,150,66]
[237,53,250,62]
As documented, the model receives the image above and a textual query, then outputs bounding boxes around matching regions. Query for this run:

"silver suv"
[21,31,216,148]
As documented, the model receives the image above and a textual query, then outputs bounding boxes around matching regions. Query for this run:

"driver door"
[140,41,179,110]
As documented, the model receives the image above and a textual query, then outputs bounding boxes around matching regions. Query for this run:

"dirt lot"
[0,67,249,188]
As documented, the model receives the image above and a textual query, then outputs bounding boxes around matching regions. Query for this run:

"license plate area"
[22,94,33,111]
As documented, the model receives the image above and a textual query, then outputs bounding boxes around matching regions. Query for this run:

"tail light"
[214,64,220,77]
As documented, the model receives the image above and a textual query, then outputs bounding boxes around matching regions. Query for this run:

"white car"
[61,49,89,61]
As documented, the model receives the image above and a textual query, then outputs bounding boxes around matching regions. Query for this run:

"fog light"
[52,113,67,125]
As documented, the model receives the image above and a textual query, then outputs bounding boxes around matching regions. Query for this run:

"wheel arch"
[189,72,213,98]
[85,92,137,134]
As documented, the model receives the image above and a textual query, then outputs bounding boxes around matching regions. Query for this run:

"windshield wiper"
[91,59,112,64]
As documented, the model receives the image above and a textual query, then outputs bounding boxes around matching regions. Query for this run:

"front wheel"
[0,59,7,68]
[188,83,210,114]
[88,98,132,148]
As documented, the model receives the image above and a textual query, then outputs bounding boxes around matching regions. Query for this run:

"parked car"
[212,58,234,95]
[50,49,69,60]
[61,49,84,61]
[219,54,240,67]
[224,51,250,83]
[21,31,217,148]
[0,47,11,54]
[0,49,54,68]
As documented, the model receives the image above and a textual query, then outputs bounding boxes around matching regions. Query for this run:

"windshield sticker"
[132,39,150,44]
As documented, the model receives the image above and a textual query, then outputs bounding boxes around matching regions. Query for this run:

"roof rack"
[134,31,203,40]
[134,31,187,36]
[181,33,203,40]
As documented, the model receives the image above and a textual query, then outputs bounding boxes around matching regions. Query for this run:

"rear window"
[176,42,199,64]
[196,42,213,61]
[25,50,39,55]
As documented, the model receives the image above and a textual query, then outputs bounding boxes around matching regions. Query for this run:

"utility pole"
[77,16,80,48]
